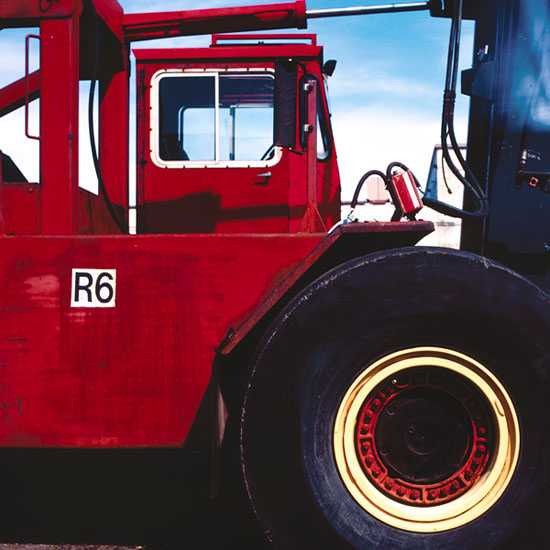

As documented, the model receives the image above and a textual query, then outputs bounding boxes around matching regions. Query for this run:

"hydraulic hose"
[349,169,388,212]
[423,0,489,219]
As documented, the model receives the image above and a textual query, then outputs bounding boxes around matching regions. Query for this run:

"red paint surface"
[40,15,80,235]
[123,0,306,42]
[0,0,75,22]
[135,43,340,235]
[0,2,435,453]
[222,221,433,353]
[0,183,41,235]
[0,233,324,447]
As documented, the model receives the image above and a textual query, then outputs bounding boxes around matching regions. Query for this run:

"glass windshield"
[158,72,274,162]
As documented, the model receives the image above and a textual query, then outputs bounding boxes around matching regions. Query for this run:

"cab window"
[157,72,275,164]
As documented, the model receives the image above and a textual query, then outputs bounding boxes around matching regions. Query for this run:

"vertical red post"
[299,78,326,232]
[0,158,5,235]
[40,13,79,234]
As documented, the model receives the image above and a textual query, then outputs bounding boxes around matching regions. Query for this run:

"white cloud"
[327,65,439,101]
[0,29,40,88]
[332,104,442,200]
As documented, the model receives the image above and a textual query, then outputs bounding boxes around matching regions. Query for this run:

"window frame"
[150,68,282,169]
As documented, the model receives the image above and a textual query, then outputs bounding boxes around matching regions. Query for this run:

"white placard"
[71,269,116,308]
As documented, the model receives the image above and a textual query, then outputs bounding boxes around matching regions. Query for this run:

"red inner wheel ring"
[355,367,494,506]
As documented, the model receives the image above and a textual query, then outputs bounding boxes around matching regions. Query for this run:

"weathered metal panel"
[221,221,434,353]
[0,183,41,235]
[0,233,324,447]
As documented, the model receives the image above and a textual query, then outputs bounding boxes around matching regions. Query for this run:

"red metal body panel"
[98,46,129,210]
[79,189,124,234]
[93,0,124,42]
[221,221,434,353]
[0,1,434,455]
[0,233,325,447]
[135,43,340,234]
[136,58,291,234]
[0,183,41,235]
[299,78,325,232]
[134,44,322,62]
[0,0,76,23]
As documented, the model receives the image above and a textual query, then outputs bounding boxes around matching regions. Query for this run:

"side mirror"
[323,60,337,77]
[274,60,298,148]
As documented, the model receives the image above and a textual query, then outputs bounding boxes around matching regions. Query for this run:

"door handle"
[254,171,272,185]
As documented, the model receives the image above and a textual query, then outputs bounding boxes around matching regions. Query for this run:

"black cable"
[424,0,489,219]
[440,0,485,198]
[441,149,453,194]
[350,169,388,211]
[88,0,127,234]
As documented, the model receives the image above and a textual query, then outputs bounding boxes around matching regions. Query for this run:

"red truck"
[0,0,548,548]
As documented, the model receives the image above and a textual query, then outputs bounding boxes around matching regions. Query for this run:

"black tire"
[240,247,550,550]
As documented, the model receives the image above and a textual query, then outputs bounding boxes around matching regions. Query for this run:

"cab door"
[138,67,291,234]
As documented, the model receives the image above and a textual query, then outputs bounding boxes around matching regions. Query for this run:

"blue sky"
[0,0,474,201]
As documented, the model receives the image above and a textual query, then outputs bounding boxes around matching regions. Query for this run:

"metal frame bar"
[25,34,41,141]
[306,2,430,19]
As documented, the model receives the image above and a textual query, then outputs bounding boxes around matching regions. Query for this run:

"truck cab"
[135,34,340,234]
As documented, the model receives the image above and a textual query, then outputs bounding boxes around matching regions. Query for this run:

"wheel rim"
[333,347,520,533]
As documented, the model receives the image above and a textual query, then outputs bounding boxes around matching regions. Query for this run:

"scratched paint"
[24,274,60,307]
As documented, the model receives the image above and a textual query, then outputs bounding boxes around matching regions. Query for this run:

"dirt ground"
[0,544,147,550]
[0,546,145,549]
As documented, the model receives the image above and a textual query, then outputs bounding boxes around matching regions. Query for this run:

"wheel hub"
[355,369,493,505]
[333,347,520,532]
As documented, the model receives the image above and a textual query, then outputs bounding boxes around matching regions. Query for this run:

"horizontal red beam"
[0,0,76,28]
[133,43,321,62]
[0,70,40,118]
[211,32,317,45]
[123,0,307,42]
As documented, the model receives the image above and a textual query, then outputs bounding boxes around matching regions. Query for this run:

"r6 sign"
[71,269,116,307]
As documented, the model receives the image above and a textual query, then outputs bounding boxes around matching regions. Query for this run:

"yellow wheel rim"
[333,347,520,533]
